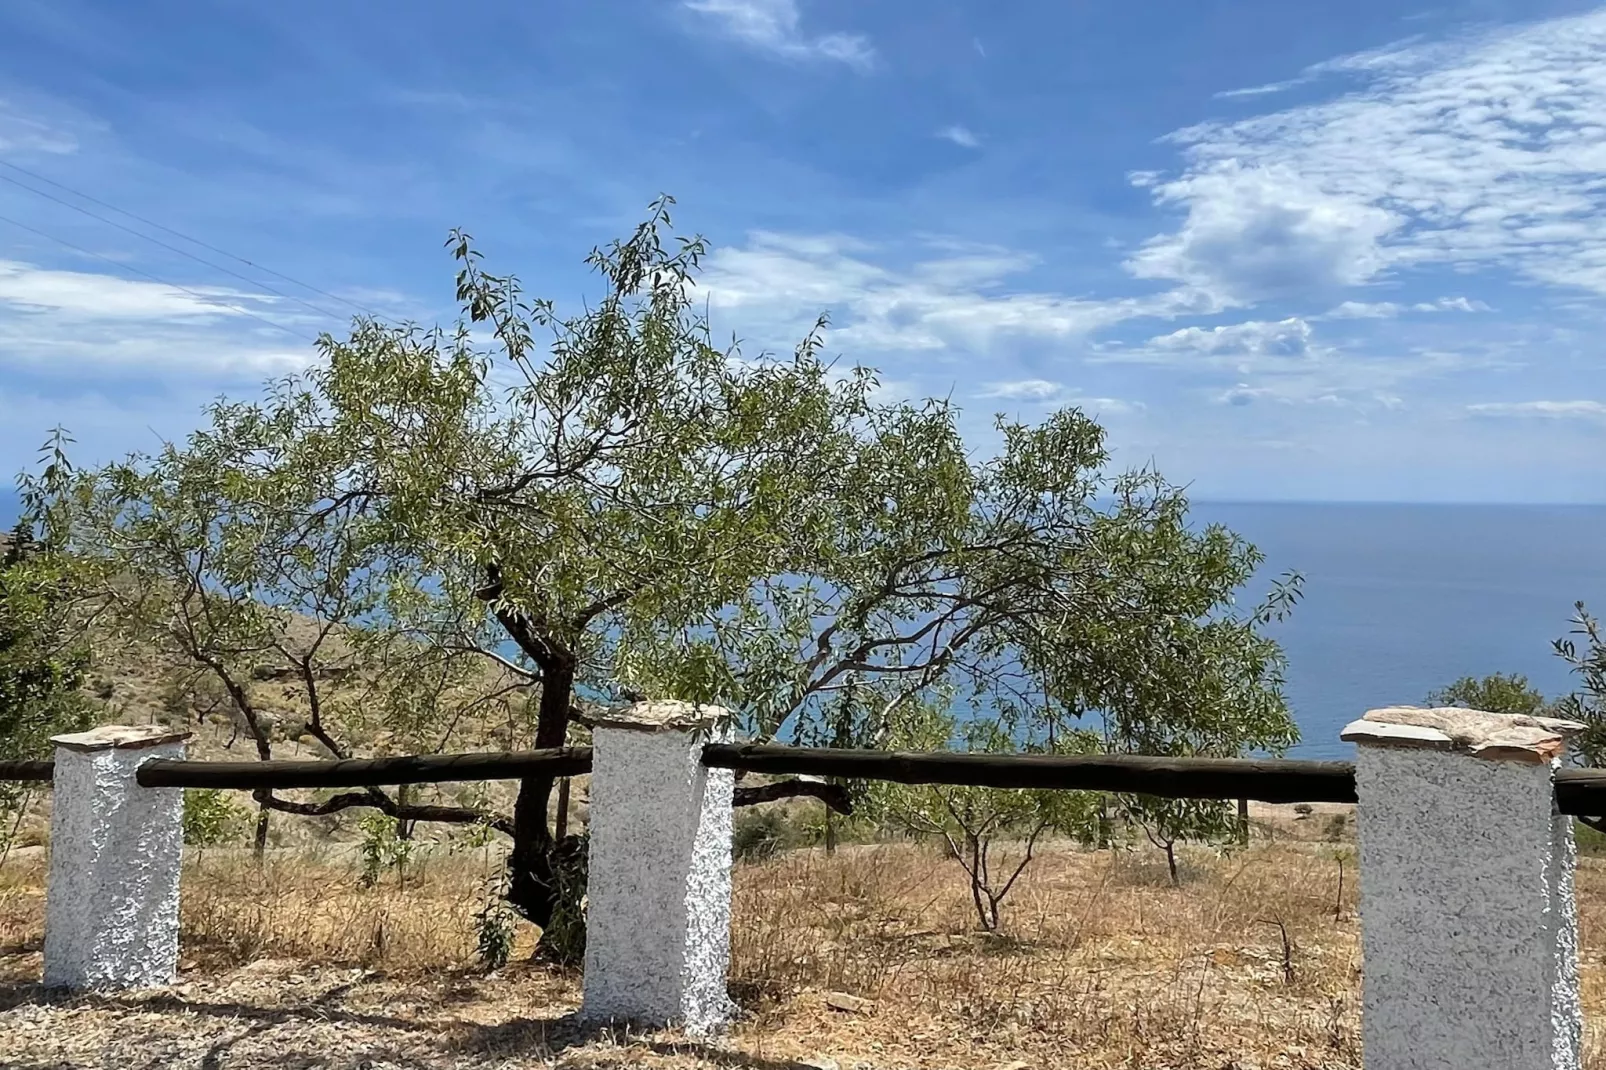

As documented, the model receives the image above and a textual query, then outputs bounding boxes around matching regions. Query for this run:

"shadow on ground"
[0,980,826,1070]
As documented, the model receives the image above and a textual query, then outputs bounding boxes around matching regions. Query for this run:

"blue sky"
[2,0,1605,502]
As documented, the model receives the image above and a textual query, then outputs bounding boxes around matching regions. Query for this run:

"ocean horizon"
[4,490,1601,760]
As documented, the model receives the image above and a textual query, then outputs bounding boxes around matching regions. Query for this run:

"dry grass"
[4,832,1606,1068]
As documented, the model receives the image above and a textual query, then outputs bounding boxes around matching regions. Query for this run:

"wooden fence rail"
[702,743,1358,804]
[5,744,1606,815]
[0,761,52,782]
[134,746,592,790]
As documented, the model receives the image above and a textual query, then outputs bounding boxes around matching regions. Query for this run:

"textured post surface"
[43,725,190,990]
[580,700,734,1034]
[1344,706,1584,1070]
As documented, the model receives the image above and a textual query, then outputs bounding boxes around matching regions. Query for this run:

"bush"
[183,788,246,848]
[733,807,803,862]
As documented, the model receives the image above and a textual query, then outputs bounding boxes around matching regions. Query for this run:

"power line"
[0,170,352,326]
[0,158,374,318]
[0,210,318,344]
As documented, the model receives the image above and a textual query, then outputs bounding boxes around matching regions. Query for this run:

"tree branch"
[732,778,853,815]
[258,790,514,835]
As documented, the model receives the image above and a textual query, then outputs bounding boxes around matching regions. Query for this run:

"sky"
[1,0,1605,503]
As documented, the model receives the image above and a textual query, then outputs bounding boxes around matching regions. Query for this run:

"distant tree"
[867,702,1101,932]
[1427,672,1552,718]
[33,198,1300,948]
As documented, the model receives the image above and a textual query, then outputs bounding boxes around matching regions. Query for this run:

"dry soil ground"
[6,803,1598,1070]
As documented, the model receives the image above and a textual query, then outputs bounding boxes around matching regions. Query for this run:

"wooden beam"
[0,760,53,782]
[701,743,1359,805]
[135,747,593,790]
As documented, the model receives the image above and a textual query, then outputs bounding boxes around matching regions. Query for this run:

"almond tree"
[36,198,1299,944]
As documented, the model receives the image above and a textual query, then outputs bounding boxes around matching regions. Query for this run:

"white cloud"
[937,125,981,149]
[682,0,874,70]
[0,259,273,320]
[1126,162,1399,305]
[1134,10,1606,302]
[1214,79,1304,100]
[1146,317,1316,360]
[1467,400,1606,420]
[698,232,1209,355]
[1320,295,1490,319]
[978,379,1061,401]
[0,260,313,376]
[975,380,1140,414]
[1217,383,1277,406]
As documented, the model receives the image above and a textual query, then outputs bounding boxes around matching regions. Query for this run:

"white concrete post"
[580,700,734,1034]
[43,725,190,990]
[1342,706,1585,1070]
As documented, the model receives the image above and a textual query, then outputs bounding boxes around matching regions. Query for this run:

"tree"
[37,198,1299,941]
[1078,569,1303,884]
[2,440,96,850]
[1555,604,1606,769]
[868,702,1100,931]
[1427,672,1552,717]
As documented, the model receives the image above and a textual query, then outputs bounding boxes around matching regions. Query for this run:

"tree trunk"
[554,777,570,842]
[398,783,415,840]
[253,805,270,858]
[1237,797,1249,846]
[506,658,575,927]
[1165,841,1179,886]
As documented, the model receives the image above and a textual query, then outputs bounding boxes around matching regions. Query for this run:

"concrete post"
[1342,706,1585,1070]
[43,725,190,990]
[580,700,734,1034]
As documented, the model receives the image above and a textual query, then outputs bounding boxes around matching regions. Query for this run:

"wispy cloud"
[1214,78,1305,100]
[1131,11,1606,304]
[0,98,84,156]
[978,379,1061,401]
[976,380,1140,414]
[937,125,981,149]
[1319,296,1491,319]
[0,260,313,376]
[698,232,1209,356]
[1467,400,1606,421]
[682,0,874,70]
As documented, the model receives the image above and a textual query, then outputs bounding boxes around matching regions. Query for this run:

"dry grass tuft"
[5,831,1606,1067]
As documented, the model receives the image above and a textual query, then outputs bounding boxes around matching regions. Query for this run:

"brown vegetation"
[5,817,1606,1069]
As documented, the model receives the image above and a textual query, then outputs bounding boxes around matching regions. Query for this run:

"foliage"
[1555,604,1606,769]
[2,440,96,830]
[183,788,247,848]
[29,198,1298,938]
[1427,672,1552,717]
[733,806,805,862]
[357,812,417,888]
[867,703,1102,931]
[475,890,516,971]
[533,834,588,968]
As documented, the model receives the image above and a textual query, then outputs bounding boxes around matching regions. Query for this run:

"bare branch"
[258,789,513,835]
[732,778,853,815]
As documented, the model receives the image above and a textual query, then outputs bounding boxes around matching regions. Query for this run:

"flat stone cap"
[1341,706,1586,764]
[590,699,727,733]
[52,724,192,753]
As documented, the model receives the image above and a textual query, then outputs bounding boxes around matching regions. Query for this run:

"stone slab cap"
[1340,705,1586,764]
[51,724,192,753]
[589,699,728,733]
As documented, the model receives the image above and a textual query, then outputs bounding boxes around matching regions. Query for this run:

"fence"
[1,702,1596,1068]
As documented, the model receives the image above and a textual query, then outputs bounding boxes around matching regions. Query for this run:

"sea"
[4,490,1601,760]
[1193,502,1606,759]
